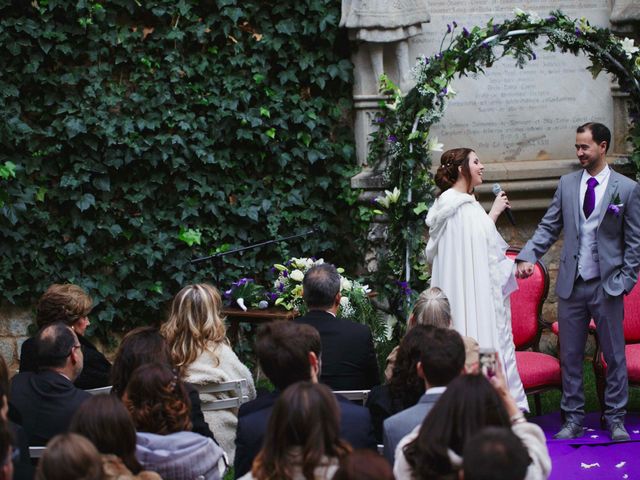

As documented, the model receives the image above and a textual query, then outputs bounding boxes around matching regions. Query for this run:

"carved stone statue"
[340,0,430,92]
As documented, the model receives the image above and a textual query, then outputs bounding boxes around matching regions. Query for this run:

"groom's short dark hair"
[577,122,611,153]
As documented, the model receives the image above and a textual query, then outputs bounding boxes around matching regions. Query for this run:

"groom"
[516,122,640,441]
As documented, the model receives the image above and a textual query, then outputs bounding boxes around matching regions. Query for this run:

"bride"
[425,147,528,411]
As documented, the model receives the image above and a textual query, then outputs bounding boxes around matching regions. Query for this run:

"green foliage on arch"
[367,10,640,320]
[0,0,365,334]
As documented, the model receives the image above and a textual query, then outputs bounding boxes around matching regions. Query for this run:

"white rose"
[290,269,304,282]
[341,278,352,291]
[340,296,350,308]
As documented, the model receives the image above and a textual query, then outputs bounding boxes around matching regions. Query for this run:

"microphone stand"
[190,229,316,285]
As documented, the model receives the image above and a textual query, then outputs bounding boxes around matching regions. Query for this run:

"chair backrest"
[506,248,549,350]
[333,390,370,405]
[196,379,248,412]
[29,446,45,459]
[624,283,640,343]
[85,386,112,395]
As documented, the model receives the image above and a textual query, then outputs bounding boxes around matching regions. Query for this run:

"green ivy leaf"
[76,193,95,212]
[178,227,202,246]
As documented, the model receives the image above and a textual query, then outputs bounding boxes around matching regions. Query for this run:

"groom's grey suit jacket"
[517,169,640,298]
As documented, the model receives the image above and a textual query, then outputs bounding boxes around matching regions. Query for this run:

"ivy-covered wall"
[0,0,364,334]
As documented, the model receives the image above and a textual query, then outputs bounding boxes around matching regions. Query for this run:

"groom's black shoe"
[608,422,630,442]
[553,421,584,439]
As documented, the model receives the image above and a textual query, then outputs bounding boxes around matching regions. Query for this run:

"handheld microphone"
[492,183,516,226]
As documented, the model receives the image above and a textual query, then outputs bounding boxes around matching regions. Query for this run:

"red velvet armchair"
[593,283,640,421]
[506,248,561,414]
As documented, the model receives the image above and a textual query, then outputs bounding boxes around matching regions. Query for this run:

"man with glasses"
[10,322,90,446]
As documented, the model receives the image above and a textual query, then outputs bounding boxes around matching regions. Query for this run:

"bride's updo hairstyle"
[434,148,474,193]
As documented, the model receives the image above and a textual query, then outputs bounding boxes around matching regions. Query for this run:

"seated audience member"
[295,264,379,390]
[385,287,478,380]
[0,419,14,480]
[462,427,531,480]
[35,433,103,480]
[70,395,161,480]
[383,326,465,463]
[234,321,376,478]
[110,326,215,440]
[240,382,351,480]
[20,284,110,390]
[11,323,91,445]
[0,354,33,480]
[394,371,551,480]
[125,363,226,480]
[161,284,256,461]
[366,326,434,442]
[333,450,394,480]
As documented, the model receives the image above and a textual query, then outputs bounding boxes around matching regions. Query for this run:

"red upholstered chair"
[506,248,561,415]
[593,283,640,422]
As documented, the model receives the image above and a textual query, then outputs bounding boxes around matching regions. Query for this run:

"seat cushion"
[626,345,640,384]
[515,351,561,390]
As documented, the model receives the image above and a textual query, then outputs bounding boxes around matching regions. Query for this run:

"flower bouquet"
[223,278,267,311]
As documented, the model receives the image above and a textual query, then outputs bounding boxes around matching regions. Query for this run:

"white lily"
[236,298,248,311]
[341,278,352,291]
[426,136,444,152]
[290,269,304,282]
[375,187,401,209]
[621,37,639,59]
[513,7,527,17]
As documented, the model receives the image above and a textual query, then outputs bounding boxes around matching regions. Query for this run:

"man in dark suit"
[11,322,91,445]
[517,122,640,441]
[295,263,380,390]
[234,321,376,478]
[382,326,465,463]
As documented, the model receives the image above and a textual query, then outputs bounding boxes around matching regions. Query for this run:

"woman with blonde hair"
[384,287,479,381]
[161,283,256,462]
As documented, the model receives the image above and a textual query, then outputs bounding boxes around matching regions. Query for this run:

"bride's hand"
[488,191,510,223]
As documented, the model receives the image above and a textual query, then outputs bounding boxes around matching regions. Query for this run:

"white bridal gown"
[425,188,529,411]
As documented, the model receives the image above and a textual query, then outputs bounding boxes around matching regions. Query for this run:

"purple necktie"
[583,177,599,218]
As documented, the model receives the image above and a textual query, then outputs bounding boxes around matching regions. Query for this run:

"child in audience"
[70,395,161,480]
[161,284,256,461]
[125,363,226,480]
[241,382,351,480]
[35,433,104,480]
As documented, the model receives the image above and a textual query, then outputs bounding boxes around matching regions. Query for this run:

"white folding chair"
[333,390,370,405]
[29,446,45,459]
[85,385,112,395]
[196,379,249,411]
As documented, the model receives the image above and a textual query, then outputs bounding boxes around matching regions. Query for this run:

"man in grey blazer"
[517,122,640,441]
[382,326,465,463]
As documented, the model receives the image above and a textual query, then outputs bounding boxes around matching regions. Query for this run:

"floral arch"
[367,9,640,320]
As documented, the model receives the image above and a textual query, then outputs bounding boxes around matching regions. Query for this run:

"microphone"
[492,183,516,226]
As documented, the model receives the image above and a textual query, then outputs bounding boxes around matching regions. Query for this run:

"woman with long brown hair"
[161,284,255,460]
[70,395,161,480]
[242,382,351,480]
[425,148,527,410]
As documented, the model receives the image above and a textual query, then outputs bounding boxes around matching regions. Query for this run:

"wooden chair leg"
[534,394,542,416]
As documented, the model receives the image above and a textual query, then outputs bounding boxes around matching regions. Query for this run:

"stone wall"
[0,305,32,372]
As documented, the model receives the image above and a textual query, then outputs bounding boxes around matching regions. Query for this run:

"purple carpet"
[529,412,640,479]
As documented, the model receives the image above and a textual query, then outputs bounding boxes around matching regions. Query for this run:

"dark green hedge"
[0,0,364,333]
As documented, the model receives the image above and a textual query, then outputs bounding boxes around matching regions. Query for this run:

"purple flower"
[532,52,537,60]
[224,289,233,299]
[546,15,557,23]
[607,204,621,217]
[387,134,398,143]
[440,87,448,96]
[395,280,412,296]
[277,283,285,292]
[374,117,385,124]
[493,24,501,33]
[481,40,490,48]
[463,27,470,37]
[453,21,458,28]
[266,292,279,302]
[282,270,288,278]
[447,24,451,33]
[424,56,430,64]
[270,266,276,273]
[575,27,581,36]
